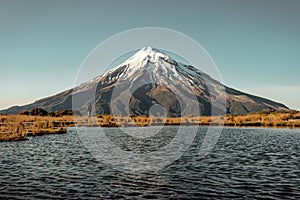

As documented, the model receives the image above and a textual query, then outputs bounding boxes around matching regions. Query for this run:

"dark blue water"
[0,127,299,199]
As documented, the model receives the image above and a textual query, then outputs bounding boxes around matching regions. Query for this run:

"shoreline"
[0,111,299,142]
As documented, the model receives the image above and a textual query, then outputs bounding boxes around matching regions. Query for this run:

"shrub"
[55,110,73,117]
[30,108,48,116]
[19,110,30,115]
[47,112,55,117]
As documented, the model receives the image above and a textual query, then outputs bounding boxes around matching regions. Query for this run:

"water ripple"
[0,127,299,199]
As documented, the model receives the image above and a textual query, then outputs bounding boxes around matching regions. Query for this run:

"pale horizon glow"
[244,85,300,111]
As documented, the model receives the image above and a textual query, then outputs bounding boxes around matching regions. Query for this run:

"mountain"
[1,47,289,116]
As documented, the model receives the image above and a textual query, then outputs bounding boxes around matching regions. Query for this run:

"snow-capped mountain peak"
[97,46,183,85]
[124,46,175,65]
[119,47,180,81]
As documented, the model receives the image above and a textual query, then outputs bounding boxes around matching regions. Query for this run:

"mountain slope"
[1,47,289,115]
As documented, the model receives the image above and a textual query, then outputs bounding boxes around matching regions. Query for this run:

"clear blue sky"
[1,0,299,110]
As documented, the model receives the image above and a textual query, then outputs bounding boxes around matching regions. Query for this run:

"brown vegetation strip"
[0,111,299,142]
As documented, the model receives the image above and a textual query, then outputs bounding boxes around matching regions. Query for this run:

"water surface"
[0,127,299,199]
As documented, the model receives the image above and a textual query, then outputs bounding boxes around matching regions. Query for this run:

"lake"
[0,126,299,199]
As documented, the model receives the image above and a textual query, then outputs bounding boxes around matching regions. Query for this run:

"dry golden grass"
[93,111,300,128]
[0,115,72,142]
[1,110,299,142]
[223,112,300,128]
